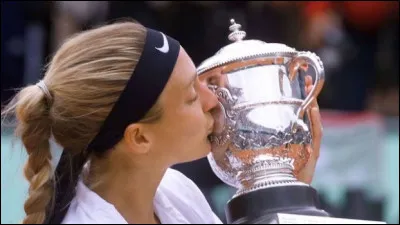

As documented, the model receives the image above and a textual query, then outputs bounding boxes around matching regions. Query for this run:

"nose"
[199,82,219,112]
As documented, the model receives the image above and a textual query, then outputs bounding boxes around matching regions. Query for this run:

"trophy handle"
[208,85,237,146]
[289,51,325,132]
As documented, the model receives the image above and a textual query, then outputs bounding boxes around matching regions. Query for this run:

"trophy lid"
[197,19,298,75]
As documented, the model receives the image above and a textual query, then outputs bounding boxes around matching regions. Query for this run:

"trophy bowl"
[198,19,328,223]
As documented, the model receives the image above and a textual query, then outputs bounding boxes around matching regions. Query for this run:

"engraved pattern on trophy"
[197,18,331,223]
[209,85,238,146]
[197,19,325,198]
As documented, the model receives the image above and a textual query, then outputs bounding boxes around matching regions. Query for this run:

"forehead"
[158,48,196,98]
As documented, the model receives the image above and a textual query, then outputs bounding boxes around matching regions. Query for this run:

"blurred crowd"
[2,1,399,115]
[1,1,398,224]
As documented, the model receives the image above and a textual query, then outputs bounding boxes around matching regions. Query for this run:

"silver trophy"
[198,19,328,224]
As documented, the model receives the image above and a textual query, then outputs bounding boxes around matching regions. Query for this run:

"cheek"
[155,107,204,143]
[175,109,206,139]
[154,106,210,163]
[170,108,207,144]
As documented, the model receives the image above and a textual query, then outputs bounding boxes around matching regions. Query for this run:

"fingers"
[298,144,316,184]
[305,75,313,96]
[305,75,319,109]
[295,74,323,184]
[309,106,322,160]
[305,75,313,88]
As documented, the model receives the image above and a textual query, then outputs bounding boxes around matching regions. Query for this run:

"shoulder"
[161,168,214,207]
[157,168,223,224]
[159,168,209,206]
[162,168,203,195]
[62,180,127,224]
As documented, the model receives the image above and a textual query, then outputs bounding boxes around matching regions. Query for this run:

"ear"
[123,123,152,154]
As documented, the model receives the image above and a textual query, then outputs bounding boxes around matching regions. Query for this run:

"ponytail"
[2,84,55,224]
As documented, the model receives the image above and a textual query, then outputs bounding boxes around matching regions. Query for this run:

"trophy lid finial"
[197,18,298,75]
[228,18,246,42]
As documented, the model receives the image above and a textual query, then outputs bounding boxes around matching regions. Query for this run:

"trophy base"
[226,185,330,224]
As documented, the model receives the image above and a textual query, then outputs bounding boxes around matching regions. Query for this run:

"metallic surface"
[198,19,325,197]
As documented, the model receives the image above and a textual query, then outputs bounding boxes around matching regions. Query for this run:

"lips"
[207,134,213,143]
[210,102,226,134]
[206,116,215,143]
[207,100,227,146]
[206,125,213,142]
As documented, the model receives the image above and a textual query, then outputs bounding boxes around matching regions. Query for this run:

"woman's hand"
[296,75,323,184]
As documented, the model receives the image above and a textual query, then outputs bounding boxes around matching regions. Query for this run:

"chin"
[181,143,211,164]
[200,142,212,158]
[203,139,212,154]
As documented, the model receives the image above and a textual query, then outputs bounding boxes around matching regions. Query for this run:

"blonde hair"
[1,20,163,224]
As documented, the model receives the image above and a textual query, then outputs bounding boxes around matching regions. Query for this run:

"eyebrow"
[185,73,197,90]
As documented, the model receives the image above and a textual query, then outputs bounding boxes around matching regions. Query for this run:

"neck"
[86,154,167,224]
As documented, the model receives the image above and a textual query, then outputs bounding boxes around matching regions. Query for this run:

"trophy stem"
[236,162,307,198]
[226,185,330,224]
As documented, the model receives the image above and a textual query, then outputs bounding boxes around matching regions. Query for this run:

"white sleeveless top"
[62,168,223,224]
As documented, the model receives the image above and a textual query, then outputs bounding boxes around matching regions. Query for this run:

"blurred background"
[1,1,398,224]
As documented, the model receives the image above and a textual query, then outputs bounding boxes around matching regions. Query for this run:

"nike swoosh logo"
[155,32,169,53]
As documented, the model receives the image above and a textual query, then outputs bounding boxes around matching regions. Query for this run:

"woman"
[2,20,322,224]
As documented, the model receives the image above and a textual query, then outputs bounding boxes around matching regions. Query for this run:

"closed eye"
[188,94,199,104]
